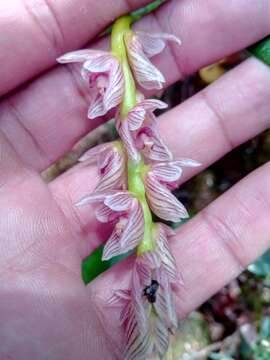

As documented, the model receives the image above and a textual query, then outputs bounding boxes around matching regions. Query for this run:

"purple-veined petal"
[95,204,118,223]
[78,143,111,163]
[86,55,124,119]
[104,191,133,211]
[154,269,178,328]
[135,257,152,288]
[76,190,128,208]
[153,316,170,357]
[151,162,183,183]
[145,173,188,222]
[119,200,144,249]
[59,50,124,120]
[107,289,131,306]
[103,59,124,116]
[125,33,165,90]
[128,99,168,131]
[87,56,124,119]
[136,31,182,58]
[75,192,107,207]
[102,229,121,260]
[138,127,172,162]
[57,49,108,64]
[155,224,178,283]
[117,116,141,163]
[95,150,126,192]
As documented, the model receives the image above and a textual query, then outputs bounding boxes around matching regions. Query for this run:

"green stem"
[111,16,154,254]
[111,16,137,118]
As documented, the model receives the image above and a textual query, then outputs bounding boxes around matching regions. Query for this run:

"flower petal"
[174,159,201,168]
[57,49,108,64]
[75,192,106,207]
[151,162,183,183]
[119,200,144,249]
[145,174,189,222]
[125,33,165,90]
[144,129,173,162]
[128,99,168,131]
[107,289,131,306]
[117,116,141,163]
[136,31,182,58]
[154,269,178,328]
[104,191,133,211]
[95,204,117,223]
[102,230,121,260]
[78,143,111,163]
[95,150,126,192]
[87,55,124,119]
[156,224,178,283]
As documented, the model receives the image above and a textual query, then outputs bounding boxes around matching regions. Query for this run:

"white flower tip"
[102,252,111,261]
[172,35,182,46]
[74,196,93,207]
[78,154,89,162]
[74,199,85,207]
[56,56,65,64]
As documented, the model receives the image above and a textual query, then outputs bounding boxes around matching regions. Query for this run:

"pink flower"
[109,223,179,359]
[79,141,127,192]
[116,99,171,163]
[76,191,144,260]
[144,159,200,222]
[125,31,181,90]
[57,50,124,119]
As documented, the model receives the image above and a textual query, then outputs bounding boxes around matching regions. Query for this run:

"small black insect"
[143,280,159,304]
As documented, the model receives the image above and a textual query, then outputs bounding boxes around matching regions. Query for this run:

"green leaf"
[131,0,165,21]
[82,246,111,285]
[248,36,270,67]
[82,245,132,285]
[248,249,270,277]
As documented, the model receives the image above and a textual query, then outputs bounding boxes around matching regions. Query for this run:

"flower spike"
[58,14,198,360]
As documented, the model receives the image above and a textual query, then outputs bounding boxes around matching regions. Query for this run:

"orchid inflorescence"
[58,15,200,360]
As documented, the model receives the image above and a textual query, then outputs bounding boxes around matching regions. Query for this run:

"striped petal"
[151,162,183,183]
[155,224,178,283]
[136,31,182,58]
[145,173,189,222]
[125,32,165,90]
[57,49,108,63]
[78,143,111,163]
[128,99,168,131]
[104,191,133,211]
[95,149,126,192]
[86,55,124,119]
[58,49,124,119]
[119,200,144,249]
[116,115,141,163]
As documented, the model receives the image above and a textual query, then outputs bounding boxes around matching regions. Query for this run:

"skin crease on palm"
[0,0,270,358]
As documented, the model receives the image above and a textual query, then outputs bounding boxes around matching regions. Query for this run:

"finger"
[88,161,270,349]
[50,57,270,258]
[1,0,270,171]
[0,129,29,188]
[0,0,151,96]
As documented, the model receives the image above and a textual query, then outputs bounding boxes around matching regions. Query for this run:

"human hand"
[0,0,270,359]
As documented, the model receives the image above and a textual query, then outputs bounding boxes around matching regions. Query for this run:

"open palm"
[0,0,270,359]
